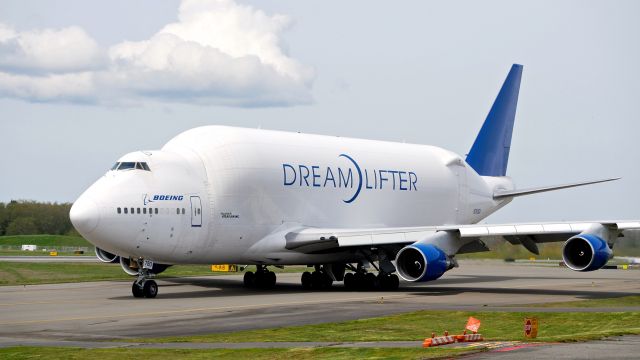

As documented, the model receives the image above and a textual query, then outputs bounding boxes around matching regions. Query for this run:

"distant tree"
[5,217,38,235]
[1,200,75,236]
[0,202,6,235]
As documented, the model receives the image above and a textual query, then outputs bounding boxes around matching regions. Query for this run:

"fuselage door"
[190,195,202,227]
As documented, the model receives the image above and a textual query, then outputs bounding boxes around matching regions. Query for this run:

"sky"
[0,0,638,223]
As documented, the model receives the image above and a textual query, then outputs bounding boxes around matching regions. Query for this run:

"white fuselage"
[71,126,513,265]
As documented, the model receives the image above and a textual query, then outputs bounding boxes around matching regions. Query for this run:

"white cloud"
[0,24,104,74]
[0,0,314,107]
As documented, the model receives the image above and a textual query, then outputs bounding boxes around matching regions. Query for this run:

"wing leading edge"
[285,221,640,254]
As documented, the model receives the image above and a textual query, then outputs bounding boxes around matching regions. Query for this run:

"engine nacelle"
[95,247,118,263]
[395,243,451,282]
[119,256,171,276]
[562,234,612,272]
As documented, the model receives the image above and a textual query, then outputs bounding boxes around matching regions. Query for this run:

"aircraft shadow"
[108,273,637,300]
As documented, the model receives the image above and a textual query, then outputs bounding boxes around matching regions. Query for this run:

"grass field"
[4,298,640,359]
[524,295,640,308]
[0,235,91,248]
[0,262,308,286]
[0,262,215,285]
[131,308,640,344]
[0,346,474,360]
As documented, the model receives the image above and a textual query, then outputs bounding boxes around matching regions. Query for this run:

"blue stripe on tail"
[466,64,523,177]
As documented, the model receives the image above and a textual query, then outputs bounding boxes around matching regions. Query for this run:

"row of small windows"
[117,207,186,215]
[111,162,151,171]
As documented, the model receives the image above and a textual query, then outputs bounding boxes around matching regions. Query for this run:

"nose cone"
[70,197,100,235]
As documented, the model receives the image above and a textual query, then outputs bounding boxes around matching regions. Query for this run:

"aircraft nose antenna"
[70,197,100,235]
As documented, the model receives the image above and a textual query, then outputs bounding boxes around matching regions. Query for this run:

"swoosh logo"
[143,194,154,206]
[339,153,362,203]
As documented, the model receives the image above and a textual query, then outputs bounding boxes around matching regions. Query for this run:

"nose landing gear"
[131,259,158,298]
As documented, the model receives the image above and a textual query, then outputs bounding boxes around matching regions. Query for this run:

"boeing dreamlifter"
[70,64,639,298]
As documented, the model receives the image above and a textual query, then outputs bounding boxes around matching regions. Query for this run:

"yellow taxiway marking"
[0,294,410,326]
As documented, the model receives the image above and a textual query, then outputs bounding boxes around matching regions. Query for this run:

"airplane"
[70,64,640,298]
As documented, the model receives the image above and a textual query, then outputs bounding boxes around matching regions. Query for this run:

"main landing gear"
[131,259,158,298]
[299,264,399,291]
[301,265,333,290]
[243,265,277,289]
[343,264,400,291]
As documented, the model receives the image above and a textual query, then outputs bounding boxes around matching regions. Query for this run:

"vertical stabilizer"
[466,64,522,176]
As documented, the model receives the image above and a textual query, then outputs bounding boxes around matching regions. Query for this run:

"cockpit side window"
[140,162,151,171]
[111,162,120,170]
[135,162,144,170]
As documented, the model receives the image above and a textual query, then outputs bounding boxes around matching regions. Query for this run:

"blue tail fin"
[466,64,523,176]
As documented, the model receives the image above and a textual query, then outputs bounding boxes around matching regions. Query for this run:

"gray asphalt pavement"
[0,260,638,358]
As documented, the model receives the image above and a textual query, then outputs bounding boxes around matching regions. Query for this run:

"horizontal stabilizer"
[493,177,620,200]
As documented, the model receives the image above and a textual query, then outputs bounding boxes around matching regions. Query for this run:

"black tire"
[323,272,333,288]
[377,273,389,290]
[301,271,313,289]
[344,272,355,290]
[353,272,365,290]
[132,282,144,298]
[311,271,325,289]
[389,274,400,290]
[267,271,276,288]
[243,271,255,288]
[365,273,377,290]
[143,280,158,298]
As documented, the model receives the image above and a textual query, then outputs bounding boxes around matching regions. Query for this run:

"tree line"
[0,201,77,236]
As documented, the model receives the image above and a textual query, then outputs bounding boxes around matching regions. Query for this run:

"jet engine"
[395,243,453,282]
[562,234,612,272]
[95,247,118,263]
[119,256,171,276]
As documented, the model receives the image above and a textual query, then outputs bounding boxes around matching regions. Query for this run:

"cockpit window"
[110,161,151,171]
[118,162,136,170]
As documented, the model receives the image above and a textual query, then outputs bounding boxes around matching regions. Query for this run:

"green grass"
[0,346,474,360]
[132,310,640,344]
[0,262,308,286]
[0,262,220,286]
[0,262,134,285]
[0,235,91,248]
[0,250,92,256]
[526,295,640,308]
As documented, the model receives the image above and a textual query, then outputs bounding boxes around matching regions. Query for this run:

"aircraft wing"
[284,221,640,255]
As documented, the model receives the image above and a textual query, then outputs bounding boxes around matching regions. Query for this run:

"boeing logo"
[144,194,184,205]
[282,154,418,203]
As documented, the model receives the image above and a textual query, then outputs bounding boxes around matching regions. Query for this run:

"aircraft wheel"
[389,274,400,290]
[353,272,365,290]
[344,272,355,290]
[377,273,389,290]
[243,271,255,288]
[132,282,144,298]
[365,273,377,290]
[266,271,276,288]
[378,273,399,291]
[301,271,313,289]
[311,271,326,289]
[322,271,333,288]
[143,280,158,298]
